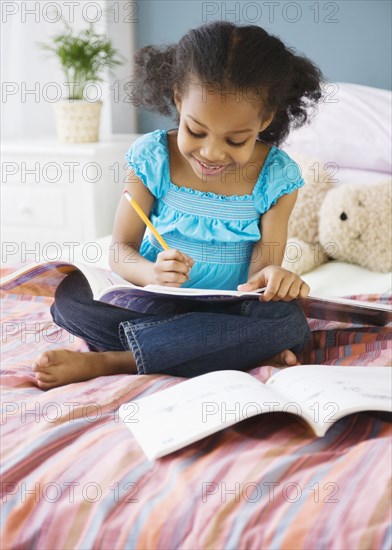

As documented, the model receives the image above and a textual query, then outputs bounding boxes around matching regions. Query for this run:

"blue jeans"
[50,271,311,377]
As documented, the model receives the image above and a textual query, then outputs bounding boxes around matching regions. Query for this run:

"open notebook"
[1,260,391,325]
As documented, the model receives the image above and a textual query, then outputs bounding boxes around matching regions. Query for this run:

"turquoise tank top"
[125,129,304,290]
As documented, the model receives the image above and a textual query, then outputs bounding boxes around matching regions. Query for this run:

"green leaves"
[39,23,124,100]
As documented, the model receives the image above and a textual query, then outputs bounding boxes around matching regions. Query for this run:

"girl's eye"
[187,127,205,139]
[187,127,246,147]
[227,140,246,148]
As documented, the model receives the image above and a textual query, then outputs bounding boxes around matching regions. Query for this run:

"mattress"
[1,281,391,549]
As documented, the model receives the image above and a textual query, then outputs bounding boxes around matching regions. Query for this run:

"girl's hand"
[152,249,194,287]
[237,265,310,302]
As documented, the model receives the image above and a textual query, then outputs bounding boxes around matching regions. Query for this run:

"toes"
[32,350,62,371]
[32,352,50,371]
[282,350,298,365]
[36,379,56,391]
[35,371,54,383]
[32,364,51,375]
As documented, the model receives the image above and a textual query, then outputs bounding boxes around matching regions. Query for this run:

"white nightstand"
[1,134,142,265]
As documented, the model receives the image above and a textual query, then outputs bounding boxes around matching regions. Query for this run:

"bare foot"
[32,348,137,390]
[260,349,301,368]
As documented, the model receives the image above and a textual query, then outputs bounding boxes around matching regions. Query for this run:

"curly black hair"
[131,21,325,146]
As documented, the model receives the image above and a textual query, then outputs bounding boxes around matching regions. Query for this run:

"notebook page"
[119,370,285,459]
[267,365,392,433]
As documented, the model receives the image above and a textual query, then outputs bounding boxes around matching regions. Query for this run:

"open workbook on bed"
[1,259,391,325]
[118,365,392,460]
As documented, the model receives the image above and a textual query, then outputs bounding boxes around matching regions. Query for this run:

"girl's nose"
[200,141,226,163]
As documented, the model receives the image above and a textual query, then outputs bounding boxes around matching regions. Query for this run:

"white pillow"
[327,167,391,187]
[302,262,392,296]
[282,82,391,173]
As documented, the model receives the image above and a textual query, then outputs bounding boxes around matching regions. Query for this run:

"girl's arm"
[109,170,193,287]
[249,190,298,275]
[109,170,156,286]
[238,190,310,301]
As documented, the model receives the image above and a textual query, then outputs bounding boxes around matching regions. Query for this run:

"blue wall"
[135,0,391,132]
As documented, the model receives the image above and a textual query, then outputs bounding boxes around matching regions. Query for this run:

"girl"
[33,21,324,390]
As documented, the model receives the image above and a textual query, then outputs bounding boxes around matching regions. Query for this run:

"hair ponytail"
[259,51,324,144]
[132,44,177,117]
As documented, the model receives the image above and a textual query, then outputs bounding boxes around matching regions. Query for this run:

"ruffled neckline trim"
[154,129,277,201]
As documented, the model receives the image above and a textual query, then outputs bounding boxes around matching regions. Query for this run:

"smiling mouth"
[193,157,227,175]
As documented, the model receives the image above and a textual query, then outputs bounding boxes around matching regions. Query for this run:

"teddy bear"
[281,152,334,275]
[281,153,392,274]
[318,180,392,273]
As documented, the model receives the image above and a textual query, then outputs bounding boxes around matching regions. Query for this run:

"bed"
[1,83,391,550]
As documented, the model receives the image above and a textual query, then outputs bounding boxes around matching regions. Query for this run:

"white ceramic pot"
[53,100,103,143]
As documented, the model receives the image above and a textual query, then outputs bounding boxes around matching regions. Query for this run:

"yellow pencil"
[123,190,170,251]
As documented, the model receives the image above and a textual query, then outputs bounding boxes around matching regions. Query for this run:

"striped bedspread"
[1,284,391,549]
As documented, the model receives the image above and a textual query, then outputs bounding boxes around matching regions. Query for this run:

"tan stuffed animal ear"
[282,151,334,275]
[319,180,392,272]
[285,152,334,245]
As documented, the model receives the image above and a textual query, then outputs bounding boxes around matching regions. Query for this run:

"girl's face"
[174,81,274,182]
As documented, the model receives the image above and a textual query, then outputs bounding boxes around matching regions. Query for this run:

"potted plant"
[39,20,124,143]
